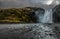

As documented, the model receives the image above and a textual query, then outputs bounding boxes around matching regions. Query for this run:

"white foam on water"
[41,9,52,23]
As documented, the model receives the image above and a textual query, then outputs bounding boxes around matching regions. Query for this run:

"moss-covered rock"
[0,7,45,23]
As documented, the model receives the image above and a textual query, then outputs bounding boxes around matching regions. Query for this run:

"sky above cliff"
[0,0,60,8]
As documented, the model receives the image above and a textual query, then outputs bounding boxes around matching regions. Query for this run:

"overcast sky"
[0,0,60,8]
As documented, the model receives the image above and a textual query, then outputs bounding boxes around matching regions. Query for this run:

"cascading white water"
[41,9,52,23]
[35,9,52,23]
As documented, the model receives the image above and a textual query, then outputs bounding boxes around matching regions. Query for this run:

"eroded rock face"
[0,7,45,23]
[52,5,60,23]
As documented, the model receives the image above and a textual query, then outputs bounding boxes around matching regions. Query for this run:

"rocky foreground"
[0,24,60,39]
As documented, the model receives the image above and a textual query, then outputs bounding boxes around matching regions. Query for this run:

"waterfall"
[41,9,52,23]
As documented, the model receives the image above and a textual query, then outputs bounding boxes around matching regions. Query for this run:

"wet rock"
[0,24,57,39]
[52,5,60,23]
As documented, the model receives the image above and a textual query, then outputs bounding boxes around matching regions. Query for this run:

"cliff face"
[0,7,45,23]
[53,5,60,23]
